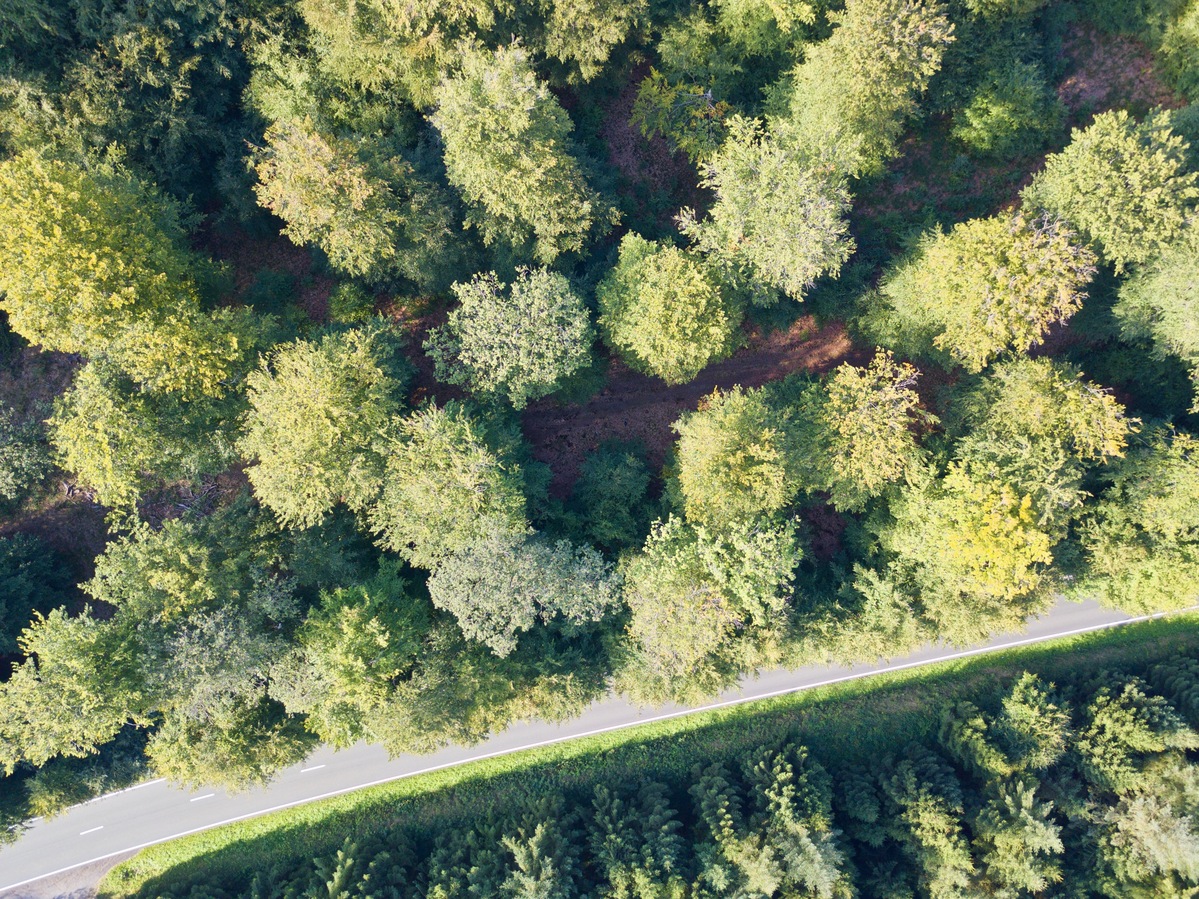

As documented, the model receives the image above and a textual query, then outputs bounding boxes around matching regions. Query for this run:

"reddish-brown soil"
[198,223,336,323]
[598,61,711,231]
[1057,23,1186,122]
[523,316,863,495]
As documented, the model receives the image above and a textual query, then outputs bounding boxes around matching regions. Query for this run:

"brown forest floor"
[523,317,862,495]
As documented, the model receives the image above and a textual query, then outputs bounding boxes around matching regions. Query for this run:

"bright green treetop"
[0,152,256,397]
[881,212,1096,372]
[679,116,854,304]
[784,0,954,177]
[672,386,796,529]
[430,43,608,262]
[1023,110,1199,271]
[597,234,742,385]
[239,327,407,529]
[370,403,529,569]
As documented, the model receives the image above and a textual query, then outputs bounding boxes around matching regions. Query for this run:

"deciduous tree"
[425,269,595,409]
[1023,110,1199,271]
[597,235,742,385]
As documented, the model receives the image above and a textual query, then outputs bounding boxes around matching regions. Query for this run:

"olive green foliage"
[426,528,620,656]
[672,386,797,529]
[430,44,608,262]
[115,645,1199,899]
[1023,110,1199,271]
[0,507,307,787]
[784,0,955,176]
[0,533,70,656]
[269,563,430,748]
[0,407,50,504]
[879,212,1096,372]
[952,61,1064,159]
[566,441,656,553]
[370,403,528,569]
[51,363,241,509]
[952,358,1132,521]
[631,68,734,163]
[1078,430,1199,613]
[239,327,409,529]
[679,116,854,304]
[805,350,932,512]
[1114,225,1199,410]
[619,515,800,700]
[597,234,742,385]
[0,153,259,397]
[425,268,595,409]
[1161,2,1199,100]
[252,118,457,288]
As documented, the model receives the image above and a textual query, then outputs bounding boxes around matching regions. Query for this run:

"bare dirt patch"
[198,223,336,324]
[1057,23,1186,121]
[523,317,862,495]
[597,62,709,232]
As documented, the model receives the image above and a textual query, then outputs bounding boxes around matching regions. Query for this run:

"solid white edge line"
[2,605,1195,893]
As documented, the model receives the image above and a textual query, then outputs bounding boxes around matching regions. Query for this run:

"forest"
[111,650,1199,899]
[0,0,1197,861]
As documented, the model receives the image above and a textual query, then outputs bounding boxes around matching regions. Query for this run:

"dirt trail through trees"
[522,316,861,493]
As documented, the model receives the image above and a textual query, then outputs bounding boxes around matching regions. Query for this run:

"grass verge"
[101,611,1199,897]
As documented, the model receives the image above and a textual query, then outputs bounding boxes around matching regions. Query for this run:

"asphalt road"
[0,598,1157,893]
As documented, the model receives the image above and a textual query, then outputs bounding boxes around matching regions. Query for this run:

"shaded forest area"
[0,0,1198,869]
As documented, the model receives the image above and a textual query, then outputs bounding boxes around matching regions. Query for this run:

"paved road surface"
[0,598,1159,893]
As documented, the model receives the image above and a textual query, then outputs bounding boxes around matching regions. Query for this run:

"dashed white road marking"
[79,827,103,836]
[189,794,215,803]
[301,765,326,773]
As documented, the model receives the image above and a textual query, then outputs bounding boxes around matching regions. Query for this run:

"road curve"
[0,598,1168,894]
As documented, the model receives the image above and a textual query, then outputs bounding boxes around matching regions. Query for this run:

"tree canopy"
[597,234,742,385]
[425,268,595,409]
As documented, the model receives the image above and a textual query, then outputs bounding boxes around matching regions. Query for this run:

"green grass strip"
[100,612,1199,897]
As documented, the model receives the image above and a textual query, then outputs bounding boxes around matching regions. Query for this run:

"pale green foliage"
[0,152,255,397]
[809,350,931,511]
[425,268,594,409]
[271,564,429,748]
[0,608,148,773]
[880,212,1096,372]
[672,386,796,529]
[952,61,1063,159]
[784,0,954,176]
[679,116,854,303]
[1079,430,1199,614]
[427,528,620,656]
[972,782,1064,894]
[1023,110,1199,271]
[431,43,607,262]
[597,234,742,385]
[239,327,406,529]
[1102,794,1199,886]
[370,403,528,569]
[1115,225,1199,410]
[51,363,240,509]
[712,0,816,58]
[297,0,513,104]
[253,118,457,288]
[620,515,799,695]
